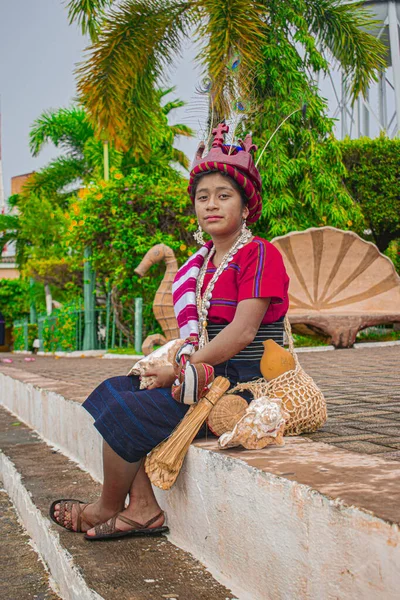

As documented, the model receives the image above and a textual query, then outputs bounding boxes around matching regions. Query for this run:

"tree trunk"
[44,283,52,316]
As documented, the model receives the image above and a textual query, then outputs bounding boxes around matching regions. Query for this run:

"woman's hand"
[144,365,176,390]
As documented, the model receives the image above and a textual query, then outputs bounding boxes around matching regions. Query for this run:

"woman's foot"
[85,502,165,537]
[52,499,122,533]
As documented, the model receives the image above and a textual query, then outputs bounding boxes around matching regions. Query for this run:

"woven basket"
[231,316,327,436]
[207,394,248,436]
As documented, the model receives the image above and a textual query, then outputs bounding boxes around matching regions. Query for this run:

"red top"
[201,237,289,325]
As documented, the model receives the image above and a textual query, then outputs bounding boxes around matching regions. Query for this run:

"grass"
[292,334,330,347]
[356,329,400,343]
[292,327,400,348]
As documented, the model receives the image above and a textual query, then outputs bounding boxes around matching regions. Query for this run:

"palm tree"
[66,0,386,152]
[25,92,192,200]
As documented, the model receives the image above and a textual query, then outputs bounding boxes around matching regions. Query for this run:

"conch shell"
[218,397,288,450]
[128,339,184,389]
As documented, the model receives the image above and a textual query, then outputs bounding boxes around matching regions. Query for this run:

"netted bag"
[231,317,327,436]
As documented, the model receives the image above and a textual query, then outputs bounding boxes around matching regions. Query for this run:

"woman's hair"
[191,171,249,207]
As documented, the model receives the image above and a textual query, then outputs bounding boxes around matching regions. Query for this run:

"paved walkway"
[0,484,61,600]
[1,346,399,460]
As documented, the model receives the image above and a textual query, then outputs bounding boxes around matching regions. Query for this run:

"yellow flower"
[111,207,117,215]
[72,220,78,226]
[96,193,103,200]
[180,244,187,251]
[188,250,193,257]
[322,216,327,222]
[68,225,74,232]
[190,218,196,225]
[114,173,123,180]
[79,220,84,226]
[100,180,108,188]
[347,220,353,227]
[64,212,70,219]
[78,188,89,199]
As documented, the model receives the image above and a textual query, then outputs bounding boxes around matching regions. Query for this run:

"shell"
[271,227,400,347]
[207,394,248,436]
[218,397,287,450]
[260,339,295,381]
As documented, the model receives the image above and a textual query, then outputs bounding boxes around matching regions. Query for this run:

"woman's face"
[194,172,249,238]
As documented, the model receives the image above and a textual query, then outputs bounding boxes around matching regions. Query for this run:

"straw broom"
[145,376,231,490]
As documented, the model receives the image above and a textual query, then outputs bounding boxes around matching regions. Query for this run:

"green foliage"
[0,280,30,325]
[13,323,38,352]
[41,302,82,352]
[249,2,363,238]
[65,168,197,333]
[12,322,26,352]
[69,0,385,151]
[339,135,400,253]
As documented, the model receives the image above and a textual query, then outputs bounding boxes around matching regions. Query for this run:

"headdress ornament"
[188,123,262,224]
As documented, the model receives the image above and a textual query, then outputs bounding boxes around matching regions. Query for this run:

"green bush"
[0,280,30,326]
[65,169,197,337]
[41,302,82,352]
[340,135,400,254]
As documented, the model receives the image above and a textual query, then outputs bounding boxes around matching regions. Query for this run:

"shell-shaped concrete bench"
[271,226,400,348]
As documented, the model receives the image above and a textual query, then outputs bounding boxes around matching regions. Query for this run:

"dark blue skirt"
[83,359,262,463]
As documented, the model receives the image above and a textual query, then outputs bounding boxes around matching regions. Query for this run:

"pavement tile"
[0,486,61,600]
[380,450,400,461]
[332,441,394,454]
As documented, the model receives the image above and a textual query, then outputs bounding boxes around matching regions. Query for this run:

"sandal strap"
[58,500,93,533]
[93,515,119,536]
[118,511,164,530]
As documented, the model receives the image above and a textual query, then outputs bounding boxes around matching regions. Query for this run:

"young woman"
[50,125,289,541]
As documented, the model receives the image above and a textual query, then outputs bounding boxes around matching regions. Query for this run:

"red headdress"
[188,123,262,224]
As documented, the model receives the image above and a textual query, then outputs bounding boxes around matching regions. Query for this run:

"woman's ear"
[243,205,250,221]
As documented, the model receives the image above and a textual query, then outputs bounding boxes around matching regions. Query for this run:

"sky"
[0,0,200,198]
[0,2,395,198]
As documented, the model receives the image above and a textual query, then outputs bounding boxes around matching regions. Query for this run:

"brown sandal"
[84,511,169,541]
[49,498,95,533]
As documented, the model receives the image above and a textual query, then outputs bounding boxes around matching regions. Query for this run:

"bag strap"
[284,315,297,359]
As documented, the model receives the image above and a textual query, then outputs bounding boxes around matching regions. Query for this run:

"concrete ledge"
[0,452,102,600]
[1,370,400,599]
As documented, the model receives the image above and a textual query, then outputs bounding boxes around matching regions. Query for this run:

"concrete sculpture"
[272,226,400,348]
[134,244,180,355]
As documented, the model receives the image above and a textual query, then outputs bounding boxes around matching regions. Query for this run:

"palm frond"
[170,148,190,170]
[305,0,386,99]
[196,0,268,121]
[0,214,20,233]
[29,106,94,158]
[76,0,194,153]
[66,0,114,41]
[24,157,88,198]
[169,124,193,138]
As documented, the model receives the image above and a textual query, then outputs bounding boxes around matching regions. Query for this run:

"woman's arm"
[145,297,270,388]
[190,297,270,366]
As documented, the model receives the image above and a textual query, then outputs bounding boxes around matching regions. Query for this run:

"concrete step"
[0,484,61,600]
[1,362,400,599]
[0,406,237,600]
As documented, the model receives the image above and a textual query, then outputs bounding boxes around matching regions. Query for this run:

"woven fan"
[145,376,231,490]
[207,394,248,436]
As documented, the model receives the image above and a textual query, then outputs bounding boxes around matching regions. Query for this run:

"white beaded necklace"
[196,226,253,348]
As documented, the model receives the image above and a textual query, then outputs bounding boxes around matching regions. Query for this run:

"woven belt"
[207,320,284,361]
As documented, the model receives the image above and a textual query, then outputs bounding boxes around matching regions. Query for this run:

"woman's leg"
[85,460,165,536]
[53,440,142,531]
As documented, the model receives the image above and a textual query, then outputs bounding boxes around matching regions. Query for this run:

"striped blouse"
[201,236,289,326]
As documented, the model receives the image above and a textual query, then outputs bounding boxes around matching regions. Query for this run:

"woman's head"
[188,126,263,224]
[193,171,249,239]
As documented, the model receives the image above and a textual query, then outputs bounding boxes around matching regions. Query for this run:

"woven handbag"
[231,316,327,436]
